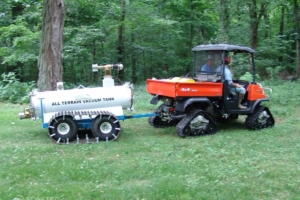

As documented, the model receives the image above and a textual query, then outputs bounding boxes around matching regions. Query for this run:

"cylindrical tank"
[26,83,133,120]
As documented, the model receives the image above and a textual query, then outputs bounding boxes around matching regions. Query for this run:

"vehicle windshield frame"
[192,44,257,83]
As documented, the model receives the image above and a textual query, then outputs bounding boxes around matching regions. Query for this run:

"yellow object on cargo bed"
[168,77,195,83]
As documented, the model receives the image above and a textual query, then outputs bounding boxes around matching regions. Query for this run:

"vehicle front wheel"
[245,106,275,130]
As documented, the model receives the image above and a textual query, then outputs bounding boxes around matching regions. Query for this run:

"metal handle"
[263,87,273,98]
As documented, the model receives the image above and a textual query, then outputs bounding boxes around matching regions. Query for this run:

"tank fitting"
[92,64,124,87]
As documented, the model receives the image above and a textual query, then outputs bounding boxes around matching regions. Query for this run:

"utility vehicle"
[147,44,275,137]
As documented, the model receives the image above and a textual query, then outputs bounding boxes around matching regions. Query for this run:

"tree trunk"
[248,0,268,49]
[187,0,194,73]
[11,1,24,21]
[263,12,270,39]
[92,39,98,84]
[117,0,126,82]
[189,0,194,50]
[131,33,137,83]
[294,0,300,78]
[279,5,285,37]
[278,5,285,63]
[38,0,65,91]
[220,0,230,43]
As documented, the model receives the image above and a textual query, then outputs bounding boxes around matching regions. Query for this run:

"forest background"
[0,0,300,103]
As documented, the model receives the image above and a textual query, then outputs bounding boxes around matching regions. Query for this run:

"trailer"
[18,64,154,144]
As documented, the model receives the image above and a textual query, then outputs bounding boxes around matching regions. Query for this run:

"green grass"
[1,82,300,200]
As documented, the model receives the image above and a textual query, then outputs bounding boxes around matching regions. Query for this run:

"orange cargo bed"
[146,79,223,98]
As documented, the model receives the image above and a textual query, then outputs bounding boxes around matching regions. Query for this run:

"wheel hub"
[100,122,112,134]
[57,123,70,135]
[258,111,270,124]
[190,115,209,130]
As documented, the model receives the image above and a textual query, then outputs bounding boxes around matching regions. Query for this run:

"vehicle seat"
[196,73,221,82]
[223,80,237,100]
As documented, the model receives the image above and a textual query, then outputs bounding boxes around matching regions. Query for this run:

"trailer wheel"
[91,114,121,141]
[48,116,78,143]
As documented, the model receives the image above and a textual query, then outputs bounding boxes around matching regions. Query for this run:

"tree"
[294,0,300,78]
[37,0,64,91]
[278,4,285,63]
[117,0,126,82]
[220,0,230,43]
[248,0,269,49]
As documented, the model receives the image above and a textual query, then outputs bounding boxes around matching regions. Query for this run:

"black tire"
[148,104,164,127]
[48,116,78,143]
[148,104,180,128]
[245,106,275,130]
[176,109,217,138]
[91,114,121,141]
[148,115,163,127]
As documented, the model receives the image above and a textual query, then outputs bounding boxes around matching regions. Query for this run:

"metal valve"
[19,108,31,120]
[92,64,123,72]
[92,64,124,87]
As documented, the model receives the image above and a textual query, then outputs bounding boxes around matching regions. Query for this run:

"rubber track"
[176,109,217,138]
[245,106,275,130]
[48,110,117,144]
[148,104,179,128]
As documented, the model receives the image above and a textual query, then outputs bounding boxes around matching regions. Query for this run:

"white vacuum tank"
[28,83,133,120]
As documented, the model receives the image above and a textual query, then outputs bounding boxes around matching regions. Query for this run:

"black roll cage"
[192,44,257,83]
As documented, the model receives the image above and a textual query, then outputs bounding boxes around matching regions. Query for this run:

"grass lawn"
[1,82,300,200]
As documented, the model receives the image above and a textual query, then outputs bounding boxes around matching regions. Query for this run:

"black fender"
[150,95,160,105]
[249,98,269,113]
[176,97,213,112]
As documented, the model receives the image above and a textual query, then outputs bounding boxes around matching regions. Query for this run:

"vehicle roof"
[191,44,257,53]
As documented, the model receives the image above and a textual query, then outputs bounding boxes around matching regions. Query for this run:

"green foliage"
[0,0,299,85]
[266,66,283,80]
[264,80,300,108]
[0,72,36,103]
[239,72,260,82]
[63,82,80,90]
[239,72,254,82]
[6,23,39,60]
[231,53,252,78]
[0,10,40,81]
[256,37,295,77]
